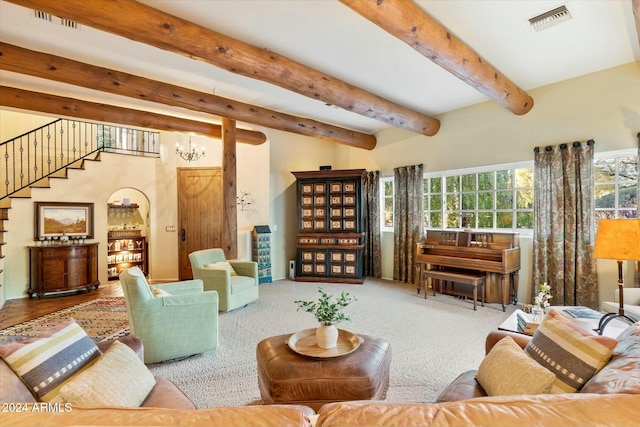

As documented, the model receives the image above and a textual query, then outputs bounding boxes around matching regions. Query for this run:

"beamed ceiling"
[1,0,639,149]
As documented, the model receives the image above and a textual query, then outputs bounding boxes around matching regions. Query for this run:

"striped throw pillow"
[0,318,101,401]
[524,309,617,393]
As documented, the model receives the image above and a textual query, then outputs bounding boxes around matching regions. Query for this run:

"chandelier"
[175,136,205,162]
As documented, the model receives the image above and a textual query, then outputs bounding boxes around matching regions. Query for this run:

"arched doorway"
[106,188,150,280]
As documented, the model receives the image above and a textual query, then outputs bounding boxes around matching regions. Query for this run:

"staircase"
[0,118,160,301]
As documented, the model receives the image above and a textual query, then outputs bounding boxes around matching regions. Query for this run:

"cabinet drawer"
[41,246,88,258]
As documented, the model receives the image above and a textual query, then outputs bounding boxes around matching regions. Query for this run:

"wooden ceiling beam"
[0,86,267,145]
[0,43,376,150]
[6,0,440,136]
[340,0,534,115]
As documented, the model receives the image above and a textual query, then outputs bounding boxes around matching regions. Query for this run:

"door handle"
[181,228,186,242]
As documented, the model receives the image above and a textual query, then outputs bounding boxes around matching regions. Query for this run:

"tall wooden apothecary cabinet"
[292,169,366,284]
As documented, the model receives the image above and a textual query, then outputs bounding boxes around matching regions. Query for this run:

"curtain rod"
[533,139,595,153]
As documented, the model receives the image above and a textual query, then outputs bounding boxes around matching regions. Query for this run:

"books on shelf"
[563,306,603,320]
[516,311,540,336]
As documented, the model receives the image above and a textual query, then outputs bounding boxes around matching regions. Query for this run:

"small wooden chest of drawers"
[28,243,99,298]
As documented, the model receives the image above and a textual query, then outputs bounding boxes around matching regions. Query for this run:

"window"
[595,150,638,220]
[424,176,443,228]
[383,150,638,231]
[381,177,394,231]
[424,162,534,231]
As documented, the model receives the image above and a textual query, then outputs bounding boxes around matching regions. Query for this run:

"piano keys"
[416,230,521,311]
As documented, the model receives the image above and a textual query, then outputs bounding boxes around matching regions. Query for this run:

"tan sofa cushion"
[1,405,315,427]
[316,394,639,427]
[60,340,156,407]
[476,336,555,396]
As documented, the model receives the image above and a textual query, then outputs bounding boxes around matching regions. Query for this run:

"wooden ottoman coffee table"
[256,332,391,411]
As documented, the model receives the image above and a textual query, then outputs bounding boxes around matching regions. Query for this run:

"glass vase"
[532,304,544,322]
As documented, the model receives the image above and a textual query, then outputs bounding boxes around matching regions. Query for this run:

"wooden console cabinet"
[292,169,366,284]
[28,243,99,298]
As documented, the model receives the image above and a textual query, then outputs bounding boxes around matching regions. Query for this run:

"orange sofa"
[3,322,638,427]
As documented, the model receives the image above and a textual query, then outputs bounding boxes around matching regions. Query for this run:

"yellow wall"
[335,61,640,305]
[0,114,270,301]
[1,62,638,308]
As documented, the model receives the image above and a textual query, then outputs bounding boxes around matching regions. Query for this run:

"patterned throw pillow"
[203,261,238,276]
[0,318,101,401]
[524,309,617,393]
[60,340,156,407]
[476,336,556,396]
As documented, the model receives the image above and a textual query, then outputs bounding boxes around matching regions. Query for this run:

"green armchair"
[119,267,219,363]
[188,248,259,312]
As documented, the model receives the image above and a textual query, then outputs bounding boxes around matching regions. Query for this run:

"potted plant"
[294,288,357,349]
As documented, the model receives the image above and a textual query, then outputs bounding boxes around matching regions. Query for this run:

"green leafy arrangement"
[294,288,357,326]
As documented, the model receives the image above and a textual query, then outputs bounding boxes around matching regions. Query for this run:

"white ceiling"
[1,0,638,137]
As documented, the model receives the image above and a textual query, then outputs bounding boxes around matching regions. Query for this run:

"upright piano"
[415,230,520,311]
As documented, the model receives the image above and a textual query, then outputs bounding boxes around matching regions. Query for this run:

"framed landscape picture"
[35,202,94,240]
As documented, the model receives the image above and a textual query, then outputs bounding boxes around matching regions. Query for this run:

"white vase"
[316,325,339,349]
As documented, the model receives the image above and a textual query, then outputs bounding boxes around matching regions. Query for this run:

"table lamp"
[593,218,640,334]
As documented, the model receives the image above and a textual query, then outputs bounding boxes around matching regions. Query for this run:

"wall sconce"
[176,135,205,162]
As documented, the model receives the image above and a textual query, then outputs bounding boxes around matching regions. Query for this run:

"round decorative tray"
[286,328,363,359]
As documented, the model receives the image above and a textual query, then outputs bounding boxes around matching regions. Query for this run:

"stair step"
[50,170,68,179]
[68,159,85,169]
[10,188,31,198]
[30,178,51,189]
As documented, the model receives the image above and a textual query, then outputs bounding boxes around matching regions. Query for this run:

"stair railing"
[1,119,160,200]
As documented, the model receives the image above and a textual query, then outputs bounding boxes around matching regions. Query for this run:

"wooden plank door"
[177,167,223,280]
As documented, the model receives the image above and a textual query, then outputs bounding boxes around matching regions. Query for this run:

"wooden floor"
[0,281,123,330]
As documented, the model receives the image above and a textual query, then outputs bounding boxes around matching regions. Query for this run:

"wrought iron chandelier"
[175,136,205,162]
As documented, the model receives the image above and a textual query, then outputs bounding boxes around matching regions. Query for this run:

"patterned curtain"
[532,140,597,308]
[363,170,381,278]
[393,164,424,283]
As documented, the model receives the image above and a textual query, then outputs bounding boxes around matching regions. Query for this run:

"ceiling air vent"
[34,10,52,22]
[60,18,78,29]
[528,5,571,32]
[33,10,79,29]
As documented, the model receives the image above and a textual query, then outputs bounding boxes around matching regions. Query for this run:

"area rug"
[0,298,129,345]
[148,278,516,409]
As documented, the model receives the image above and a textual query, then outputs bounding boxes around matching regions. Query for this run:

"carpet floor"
[0,297,129,345]
[147,278,516,408]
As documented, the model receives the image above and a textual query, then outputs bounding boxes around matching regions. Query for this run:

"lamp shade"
[593,219,640,261]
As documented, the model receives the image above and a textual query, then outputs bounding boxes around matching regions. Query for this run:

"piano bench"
[424,269,485,310]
